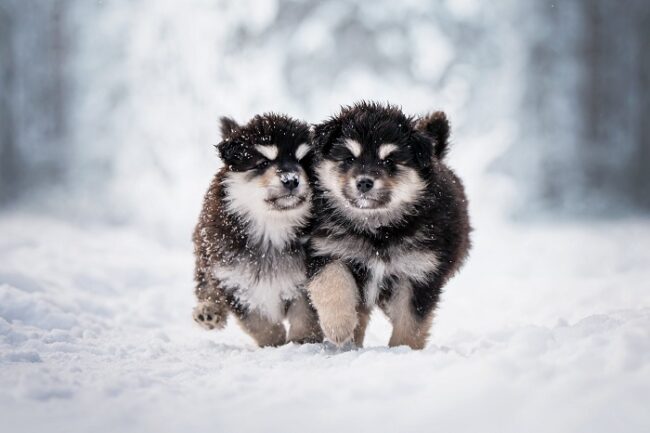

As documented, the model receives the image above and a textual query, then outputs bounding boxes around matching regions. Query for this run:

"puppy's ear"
[416,111,450,159]
[216,140,252,167]
[217,116,252,167]
[219,116,240,140]
[312,117,342,156]
[409,132,434,169]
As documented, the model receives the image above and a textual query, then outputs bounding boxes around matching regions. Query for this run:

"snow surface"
[1,212,649,433]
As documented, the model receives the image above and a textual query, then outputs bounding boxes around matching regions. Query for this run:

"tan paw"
[319,307,358,346]
[307,261,360,347]
[193,301,227,330]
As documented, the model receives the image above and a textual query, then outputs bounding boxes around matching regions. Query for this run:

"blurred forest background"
[1,0,649,238]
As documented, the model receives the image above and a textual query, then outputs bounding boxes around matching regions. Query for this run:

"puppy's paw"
[323,340,358,352]
[193,301,227,330]
[308,261,360,347]
[288,331,324,345]
[319,308,358,346]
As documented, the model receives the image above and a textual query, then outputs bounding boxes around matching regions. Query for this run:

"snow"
[1,213,649,433]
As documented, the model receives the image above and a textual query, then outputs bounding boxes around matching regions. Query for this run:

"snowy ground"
[1,212,649,433]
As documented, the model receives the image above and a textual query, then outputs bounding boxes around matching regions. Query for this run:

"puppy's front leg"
[308,260,359,346]
[287,291,324,344]
[193,275,229,330]
[384,279,438,350]
[236,310,287,348]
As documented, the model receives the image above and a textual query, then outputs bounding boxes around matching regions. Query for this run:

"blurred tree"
[0,3,17,203]
[579,0,650,212]
[0,0,68,205]
[517,0,650,215]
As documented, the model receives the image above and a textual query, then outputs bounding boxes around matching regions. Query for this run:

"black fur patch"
[217,113,312,171]
[219,116,240,139]
[416,111,451,159]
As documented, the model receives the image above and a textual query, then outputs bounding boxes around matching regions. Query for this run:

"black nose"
[356,177,374,193]
[281,174,299,191]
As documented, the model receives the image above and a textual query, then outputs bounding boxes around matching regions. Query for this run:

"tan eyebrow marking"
[378,143,398,160]
[344,139,362,158]
[254,144,278,160]
[295,143,310,160]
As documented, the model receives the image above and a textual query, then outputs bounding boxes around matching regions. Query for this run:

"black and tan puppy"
[192,113,323,347]
[307,102,470,349]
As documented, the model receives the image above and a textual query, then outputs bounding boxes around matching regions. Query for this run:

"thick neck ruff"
[221,171,311,250]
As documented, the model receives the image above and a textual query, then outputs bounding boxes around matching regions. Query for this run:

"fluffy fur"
[192,113,323,347]
[307,101,471,349]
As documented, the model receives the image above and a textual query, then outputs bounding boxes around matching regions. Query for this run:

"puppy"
[192,113,323,347]
[307,102,471,349]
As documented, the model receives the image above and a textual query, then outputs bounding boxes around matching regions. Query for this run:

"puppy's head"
[312,102,450,227]
[217,113,312,214]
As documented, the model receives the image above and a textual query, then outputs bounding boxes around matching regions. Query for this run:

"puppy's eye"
[345,156,356,164]
[383,158,395,167]
[255,160,270,170]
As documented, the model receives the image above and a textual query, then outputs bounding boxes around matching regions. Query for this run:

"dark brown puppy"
[307,102,471,349]
[193,113,322,347]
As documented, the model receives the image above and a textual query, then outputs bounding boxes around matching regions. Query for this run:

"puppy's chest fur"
[311,231,440,306]
[197,168,313,322]
[212,243,306,322]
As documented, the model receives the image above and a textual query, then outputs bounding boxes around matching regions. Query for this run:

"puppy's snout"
[280,172,300,191]
[356,177,374,193]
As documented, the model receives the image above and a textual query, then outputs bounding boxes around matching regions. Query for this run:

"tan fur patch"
[254,144,278,160]
[344,138,362,157]
[257,167,276,188]
[307,261,359,345]
[287,293,323,344]
[337,172,348,190]
[193,300,228,330]
[353,307,371,347]
[385,284,432,350]
[237,312,286,347]
[378,143,398,160]
[382,173,399,189]
[295,143,310,160]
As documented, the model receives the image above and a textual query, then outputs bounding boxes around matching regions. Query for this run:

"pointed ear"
[216,140,252,168]
[409,131,434,169]
[219,116,240,140]
[416,111,450,159]
[312,117,342,156]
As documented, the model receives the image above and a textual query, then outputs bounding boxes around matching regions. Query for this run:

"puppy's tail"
[416,111,450,159]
